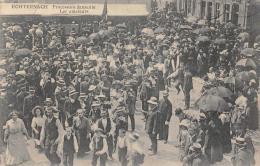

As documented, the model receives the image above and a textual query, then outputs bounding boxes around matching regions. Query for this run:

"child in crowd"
[63,127,78,166]
[117,129,128,166]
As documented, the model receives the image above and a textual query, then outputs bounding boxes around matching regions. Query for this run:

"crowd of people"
[0,2,259,166]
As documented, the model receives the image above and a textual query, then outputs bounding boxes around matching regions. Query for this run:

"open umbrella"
[180,25,192,30]
[236,71,257,82]
[214,38,226,45]
[240,48,256,57]
[154,27,165,34]
[195,94,229,112]
[236,58,257,69]
[223,76,243,90]
[75,36,89,45]
[196,36,210,42]
[13,48,32,59]
[141,28,154,37]
[238,32,250,42]
[206,86,233,100]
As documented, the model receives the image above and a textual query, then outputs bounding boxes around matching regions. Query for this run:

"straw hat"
[235,137,247,146]
[147,97,158,105]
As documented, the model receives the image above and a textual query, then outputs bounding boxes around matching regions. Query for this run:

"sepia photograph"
[0,0,260,165]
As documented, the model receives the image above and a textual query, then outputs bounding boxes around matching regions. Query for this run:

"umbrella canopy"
[141,28,154,37]
[206,86,233,100]
[75,36,89,45]
[240,48,256,57]
[195,94,229,112]
[154,27,165,34]
[214,38,226,44]
[236,71,257,82]
[223,76,243,89]
[236,58,257,69]
[14,48,32,59]
[193,27,210,34]
[196,36,210,42]
[180,25,192,30]
[238,32,250,42]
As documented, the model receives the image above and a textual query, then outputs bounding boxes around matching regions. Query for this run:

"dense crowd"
[0,3,259,166]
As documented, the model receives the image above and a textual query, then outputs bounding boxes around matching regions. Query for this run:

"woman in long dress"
[31,106,45,150]
[4,111,30,166]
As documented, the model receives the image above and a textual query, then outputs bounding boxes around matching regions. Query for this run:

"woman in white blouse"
[31,106,45,149]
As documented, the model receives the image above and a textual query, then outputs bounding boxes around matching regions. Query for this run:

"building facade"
[176,0,249,27]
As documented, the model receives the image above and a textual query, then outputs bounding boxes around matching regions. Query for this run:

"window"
[188,0,192,14]
[215,3,220,19]
[192,0,196,15]
[207,2,212,20]
[201,1,206,19]
[231,3,239,25]
[224,4,231,22]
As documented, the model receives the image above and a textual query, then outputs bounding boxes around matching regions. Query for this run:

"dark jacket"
[97,118,112,135]
[146,106,159,134]
[158,99,172,122]
[23,94,40,117]
[183,71,193,92]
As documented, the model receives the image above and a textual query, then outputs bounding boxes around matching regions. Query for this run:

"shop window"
[207,2,212,20]
[215,3,220,19]
[224,4,231,22]
[201,1,206,19]
[231,3,239,25]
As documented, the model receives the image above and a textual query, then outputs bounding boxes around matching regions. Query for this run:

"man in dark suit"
[97,110,113,160]
[23,86,40,136]
[146,97,159,155]
[16,85,28,114]
[158,91,172,143]
[73,109,91,157]
[183,66,193,110]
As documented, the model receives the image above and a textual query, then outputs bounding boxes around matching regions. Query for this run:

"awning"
[108,4,149,16]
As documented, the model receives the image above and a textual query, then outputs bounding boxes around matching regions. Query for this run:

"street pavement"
[17,77,259,166]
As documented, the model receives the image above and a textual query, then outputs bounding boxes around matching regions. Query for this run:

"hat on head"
[45,98,53,104]
[147,96,158,105]
[91,101,101,107]
[69,90,78,96]
[29,86,36,92]
[101,110,108,116]
[95,128,104,134]
[191,143,202,151]
[57,79,65,86]
[79,93,87,98]
[235,137,247,146]
[129,132,140,141]
[249,79,256,86]
[179,119,190,128]
[96,94,106,99]
[162,91,169,97]
[88,85,96,91]
[32,106,43,116]
[74,69,80,75]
